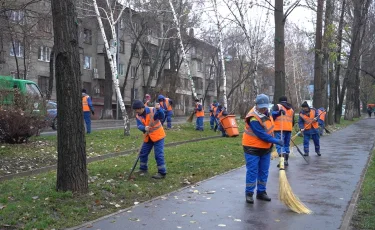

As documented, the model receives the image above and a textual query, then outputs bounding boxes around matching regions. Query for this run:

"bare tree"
[313,0,324,109]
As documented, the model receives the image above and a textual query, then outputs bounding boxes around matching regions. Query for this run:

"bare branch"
[284,0,302,20]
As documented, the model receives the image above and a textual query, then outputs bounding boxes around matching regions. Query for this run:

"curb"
[339,138,375,230]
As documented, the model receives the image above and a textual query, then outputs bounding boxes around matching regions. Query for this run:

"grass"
[0,137,244,229]
[350,150,375,229]
[0,120,246,176]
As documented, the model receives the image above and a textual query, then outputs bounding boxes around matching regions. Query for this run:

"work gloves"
[277,139,284,146]
[91,111,95,115]
[280,110,286,115]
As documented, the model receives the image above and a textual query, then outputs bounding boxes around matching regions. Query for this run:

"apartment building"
[0,1,219,118]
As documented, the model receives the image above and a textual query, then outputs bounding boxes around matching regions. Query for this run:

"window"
[10,40,24,57]
[84,56,92,69]
[38,76,49,96]
[197,61,202,72]
[118,64,124,75]
[131,66,137,79]
[119,40,125,53]
[38,46,51,62]
[83,29,92,44]
[131,88,138,100]
[38,20,52,33]
[26,83,42,100]
[131,22,139,34]
[8,10,24,23]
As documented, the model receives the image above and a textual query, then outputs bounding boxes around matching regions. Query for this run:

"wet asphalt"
[72,118,374,230]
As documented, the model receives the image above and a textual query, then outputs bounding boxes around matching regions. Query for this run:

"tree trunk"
[102,53,114,119]
[334,0,346,123]
[274,0,286,103]
[52,0,88,194]
[344,0,372,120]
[48,48,55,100]
[313,0,324,109]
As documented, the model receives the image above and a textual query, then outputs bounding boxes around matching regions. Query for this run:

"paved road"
[72,118,374,230]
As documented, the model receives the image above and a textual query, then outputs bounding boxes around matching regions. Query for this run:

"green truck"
[0,75,43,110]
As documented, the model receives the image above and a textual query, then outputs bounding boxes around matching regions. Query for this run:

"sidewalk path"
[73,119,374,230]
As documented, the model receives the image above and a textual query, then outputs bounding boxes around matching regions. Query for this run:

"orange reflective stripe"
[196,104,204,117]
[161,98,172,111]
[301,110,319,130]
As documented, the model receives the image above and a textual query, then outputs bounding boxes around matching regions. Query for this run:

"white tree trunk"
[92,0,130,135]
[168,0,197,100]
[212,0,228,108]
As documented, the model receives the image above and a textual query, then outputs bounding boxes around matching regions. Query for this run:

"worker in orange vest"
[216,104,228,137]
[271,96,294,167]
[298,101,321,156]
[317,107,326,136]
[133,99,167,179]
[158,94,173,129]
[82,89,94,134]
[209,100,219,130]
[243,94,284,204]
[195,99,205,131]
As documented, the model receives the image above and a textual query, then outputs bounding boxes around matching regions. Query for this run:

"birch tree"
[92,0,131,135]
[168,0,198,100]
[211,0,227,108]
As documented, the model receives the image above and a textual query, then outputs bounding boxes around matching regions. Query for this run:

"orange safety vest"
[217,110,226,122]
[300,109,319,130]
[82,95,90,112]
[318,109,326,122]
[242,107,274,149]
[274,104,294,131]
[161,98,172,111]
[136,107,166,142]
[210,104,215,116]
[195,103,205,117]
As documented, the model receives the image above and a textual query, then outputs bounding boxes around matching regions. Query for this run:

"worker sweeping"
[158,94,173,130]
[133,99,167,179]
[317,107,326,136]
[209,100,219,130]
[194,99,204,131]
[272,96,294,167]
[216,104,229,137]
[243,94,284,204]
[298,101,321,156]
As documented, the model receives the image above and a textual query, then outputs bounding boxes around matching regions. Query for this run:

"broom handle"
[294,110,326,137]
[281,112,283,157]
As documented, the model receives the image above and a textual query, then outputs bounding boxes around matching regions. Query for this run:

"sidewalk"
[72,118,374,230]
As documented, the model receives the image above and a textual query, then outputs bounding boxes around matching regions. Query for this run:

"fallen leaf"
[115,204,121,208]
[275,219,280,222]
[32,196,39,200]
[177,227,182,229]
[218,224,226,227]
[129,218,140,222]
[134,202,139,205]
[190,221,197,224]
[127,210,132,213]
[181,214,187,217]
[172,212,177,214]
[234,219,241,222]
[193,190,199,193]
[206,191,216,194]
[201,212,207,214]
[0,204,6,210]
[162,218,166,220]
[206,197,211,200]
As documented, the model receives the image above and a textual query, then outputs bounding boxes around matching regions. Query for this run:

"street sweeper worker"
[317,107,326,136]
[242,94,284,204]
[216,105,229,137]
[209,100,219,130]
[298,101,321,156]
[158,94,173,129]
[144,94,153,107]
[195,99,204,131]
[133,99,167,179]
[272,95,294,167]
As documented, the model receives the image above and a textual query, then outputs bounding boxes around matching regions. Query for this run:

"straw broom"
[279,155,312,214]
[187,111,195,123]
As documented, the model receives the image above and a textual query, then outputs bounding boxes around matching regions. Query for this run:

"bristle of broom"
[187,113,194,123]
[289,141,296,157]
[279,157,312,214]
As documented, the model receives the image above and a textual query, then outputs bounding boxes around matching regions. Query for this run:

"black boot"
[284,154,289,167]
[256,191,271,201]
[316,151,321,156]
[246,192,254,204]
[303,153,309,156]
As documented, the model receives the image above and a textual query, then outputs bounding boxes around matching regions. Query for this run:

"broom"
[291,110,327,141]
[271,112,284,160]
[187,111,195,123]
[279,155,312,214]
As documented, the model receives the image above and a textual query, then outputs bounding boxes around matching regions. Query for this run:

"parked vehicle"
[46,101,57,130]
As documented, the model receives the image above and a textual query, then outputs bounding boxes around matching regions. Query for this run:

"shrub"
[0,89,48,144]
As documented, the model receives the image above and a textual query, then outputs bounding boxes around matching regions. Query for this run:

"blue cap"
[255,94,269,109]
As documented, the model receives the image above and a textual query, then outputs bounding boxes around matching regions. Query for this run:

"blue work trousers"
[196,117,204,131]
[83,111,91,134]
[303,133,320,154]
[210,115,218,129]
[139,138,166,174]
[245,153,271,194]
[162,111,172,128]
[274,131,291,155]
